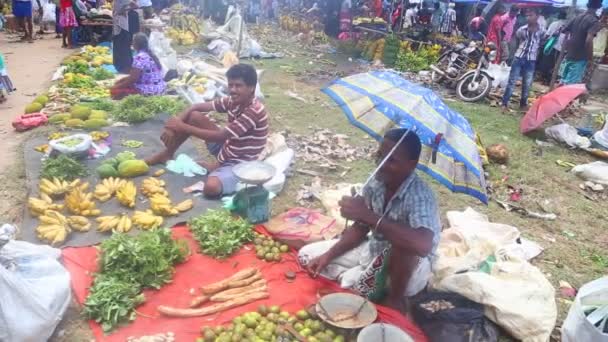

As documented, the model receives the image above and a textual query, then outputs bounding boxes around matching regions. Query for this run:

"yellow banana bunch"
[48,132,69,141]
[174,199,193,212]
[149,194,179,216]
[89,131,110,141]
[132,210,163,230]
[40,178,81,197]
[67,216,91,232]
[94,177,126,202]
[114,214,133,233]
[28,194,64,216]
[140,177,168,197]
[96,215,121,232]
[153,169,165,177]
[65,183,101,216]
[116,181,136,208]
[36,210,70,245]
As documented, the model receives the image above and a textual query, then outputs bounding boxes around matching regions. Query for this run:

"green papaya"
[89,110,108,120]
[116,151,136,164]
[102,157,119,168]
[96,164,119,178]
[49,113,72,124]
[117,159,149,178]
[70,105,91,120]
[83,119,108,130]
[65,118,85,128]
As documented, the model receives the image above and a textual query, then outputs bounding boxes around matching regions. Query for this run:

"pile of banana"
[28,194,64,216]
[167,8,200,46]
[40,178,81,198]
[36,210,70,244]
[48,132,69,141]
[150,194,193,216]
[96,214,132,233]
[94,177,127,202]
[67,215,91,232]
[65,183,101,216]
[116,181,137,208]
[132,210,164,230]
[90,131,110,141]
[141,177,169,197]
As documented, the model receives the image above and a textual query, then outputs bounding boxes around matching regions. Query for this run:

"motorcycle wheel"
[456,72,492,102]
[431,53,450,84]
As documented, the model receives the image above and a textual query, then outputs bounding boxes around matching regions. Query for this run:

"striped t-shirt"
[212,96,269,165]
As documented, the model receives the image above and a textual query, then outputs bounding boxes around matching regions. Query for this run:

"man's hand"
[306,253,332,278]
[339,196,374,223]
[165,117,186,134]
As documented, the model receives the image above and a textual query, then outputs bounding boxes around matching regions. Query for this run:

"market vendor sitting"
[110,33,166,100]
[145,64,268,198]
[299,129,441,313]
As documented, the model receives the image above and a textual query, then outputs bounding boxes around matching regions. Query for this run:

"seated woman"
[110,33,166,100]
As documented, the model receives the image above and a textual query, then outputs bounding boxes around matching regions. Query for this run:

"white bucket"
[357,323,414,342]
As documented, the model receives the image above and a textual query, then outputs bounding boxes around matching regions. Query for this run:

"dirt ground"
[2,24,608,341]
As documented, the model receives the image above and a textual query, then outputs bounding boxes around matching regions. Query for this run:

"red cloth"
[110,86,139,100]
[62,226,428,342]
[487,14,504,63]
[520,84,587,133]
[60,0,72,10]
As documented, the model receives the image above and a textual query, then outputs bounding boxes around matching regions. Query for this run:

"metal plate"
[358,323,414,342]
[315,293,378,329]
[232,161,276,185]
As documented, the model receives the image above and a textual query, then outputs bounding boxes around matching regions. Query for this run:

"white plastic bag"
[545,123,591,149]
[571,161,608,185]
[43,3,56,23]
[49,133,92,155]
[0,240,71,342]
[562,277,608,342]
[487,62,510,89]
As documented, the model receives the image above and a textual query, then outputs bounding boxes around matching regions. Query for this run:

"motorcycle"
[430,38,498,102]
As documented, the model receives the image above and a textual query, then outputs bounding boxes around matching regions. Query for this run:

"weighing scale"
[232,161,276,224]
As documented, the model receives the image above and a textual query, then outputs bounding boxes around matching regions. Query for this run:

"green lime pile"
[196,305,346,342]
[253,232,290,263]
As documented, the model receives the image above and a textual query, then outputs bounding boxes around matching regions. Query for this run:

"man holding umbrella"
[299,129,441,312]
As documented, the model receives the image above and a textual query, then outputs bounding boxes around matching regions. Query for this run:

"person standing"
[468,7,487,40]
[560,0,603,85]
[431,2,442,33]
[487,5,506,63]
[112,0,139,73]
[440,2,456,36]
[339,0,352,33]
[403,4,417,29]
[538,11,567,83]
[59,0,77,48]
[501,6,518,63]
[13,0,34,42]
[138,0,154,19]
[502,8,544,112]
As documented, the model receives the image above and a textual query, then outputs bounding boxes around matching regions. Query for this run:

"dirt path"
[0,33,71,221]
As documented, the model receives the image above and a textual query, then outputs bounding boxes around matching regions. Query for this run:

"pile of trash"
[287,128,374,171]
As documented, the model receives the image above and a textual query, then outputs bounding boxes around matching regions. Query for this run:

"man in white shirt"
[403,4,417,29]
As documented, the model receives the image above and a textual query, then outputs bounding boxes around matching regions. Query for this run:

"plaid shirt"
[514,25,545,61]
[363,173,441,259]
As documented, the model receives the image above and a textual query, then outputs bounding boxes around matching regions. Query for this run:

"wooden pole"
[236,2,244,57]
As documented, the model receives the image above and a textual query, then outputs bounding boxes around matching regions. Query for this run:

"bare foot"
[145,150,173,165]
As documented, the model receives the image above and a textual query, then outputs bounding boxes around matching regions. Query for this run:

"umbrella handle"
[358,127,412,195]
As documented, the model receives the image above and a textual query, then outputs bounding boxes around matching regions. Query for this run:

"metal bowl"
[315,293,377,329]
[358,323,414,342]
[232,161,276,185]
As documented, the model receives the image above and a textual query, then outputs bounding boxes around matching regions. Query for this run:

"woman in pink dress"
[59,0,78,48]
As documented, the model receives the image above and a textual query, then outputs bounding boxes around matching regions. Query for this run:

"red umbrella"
[520,84,587,133]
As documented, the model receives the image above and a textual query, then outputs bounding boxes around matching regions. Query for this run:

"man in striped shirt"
[145,64,269,197]
[501,8,544,112]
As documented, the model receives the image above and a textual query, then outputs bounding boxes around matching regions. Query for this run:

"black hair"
[132,33,162,69]
[434,2,440,10]
[558,11,567,19]
[588,0,602,9]
[226,64,258,86]
[475,8,483,16]
[525,7,539,15]
[384,128,422,161]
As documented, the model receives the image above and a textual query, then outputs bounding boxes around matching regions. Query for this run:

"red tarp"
[62,226,428,342]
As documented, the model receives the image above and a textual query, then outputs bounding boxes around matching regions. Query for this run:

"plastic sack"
[43,3,56,23]
[50,133,92,155]
[266,207,339,246]
[545,123,591,149]
[176,60,193,76]
[0,240,71,342]
[571,161,608,185]
[593,116,608,149]
[562,277,608,342]
[487,62,510,89]
[412,292,499,342]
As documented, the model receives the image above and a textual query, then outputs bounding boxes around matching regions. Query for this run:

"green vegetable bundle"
[85,98,117,113]
[111,95,187,123]
[396,45,440,73]
[40,155,88,181]
[189,210,254,259]
[84,229,189,332]
[383,35,401,67]
[91,67,114,81]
